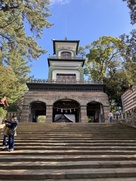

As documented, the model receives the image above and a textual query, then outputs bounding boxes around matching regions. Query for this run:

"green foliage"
[121,1,136,86]
[84,36,132,108]
[37,116,46,122]
[0,0,52,104]
[120,30,136,85]
[0,0,52,64]
[104,70,130,107]
[7,103,20,112]
[0,65,27,104]
[85,36,126,81]
[0,107,7,119]
[0,66,17,98]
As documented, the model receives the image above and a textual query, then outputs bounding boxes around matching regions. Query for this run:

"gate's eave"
[26,82,105,92]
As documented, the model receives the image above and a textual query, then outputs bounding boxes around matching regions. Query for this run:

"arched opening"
[53,99,80,123]
[30,101,46,122]
[87,101,104,123]
[61,51,72,59]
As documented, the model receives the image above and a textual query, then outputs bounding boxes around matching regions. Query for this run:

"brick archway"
[30,101,46,122]
[87,101,104,123]
[53,99,80,122]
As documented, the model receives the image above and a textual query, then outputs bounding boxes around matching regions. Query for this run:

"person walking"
[7,116,18,152]
[108,112,113,123]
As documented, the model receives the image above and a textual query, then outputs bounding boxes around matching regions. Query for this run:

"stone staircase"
[0,122,136,181]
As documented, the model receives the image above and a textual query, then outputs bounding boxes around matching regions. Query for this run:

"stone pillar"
[46,105,53,123]
[21,105,30,122]
[80,105,88,123]
[103,105,110,123]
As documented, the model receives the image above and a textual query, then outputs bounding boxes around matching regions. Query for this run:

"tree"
[120,30,136,86]
[123,0,136,24]
[0,65,23,102]
[104,70,130,107]
[84,36,131,109]
[0,0,52,104]
[122,1,136,86]
[0,107,7,119]
[84,36,126,81]
[0,0,52,63]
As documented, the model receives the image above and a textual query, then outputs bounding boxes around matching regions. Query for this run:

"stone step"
[0,167,136,180]
[2,145,136,150]
[7,139,136,142]
[0,154,135,162]
[0,160,136,170]
[1,178,135,181]
[0,122,136,180]
[2,138,136,145]
[1,149,136,156]
[2,140,136,147]
[15,135,135,140]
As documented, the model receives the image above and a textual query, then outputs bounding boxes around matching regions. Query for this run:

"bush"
[37,116,46,122]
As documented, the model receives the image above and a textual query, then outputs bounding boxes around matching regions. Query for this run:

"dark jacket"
[7,121,18,130]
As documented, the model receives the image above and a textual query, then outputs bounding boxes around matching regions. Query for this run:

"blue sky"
[29,0,135,79]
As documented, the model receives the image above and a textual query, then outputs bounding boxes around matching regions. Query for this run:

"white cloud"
[50,0,71,5]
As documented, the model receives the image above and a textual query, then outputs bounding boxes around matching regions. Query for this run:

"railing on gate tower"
[27,78,103,84]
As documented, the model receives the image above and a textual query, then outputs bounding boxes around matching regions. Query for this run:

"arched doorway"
[87,101,104,123]
[30,101,46,122]
[53,99,80,123]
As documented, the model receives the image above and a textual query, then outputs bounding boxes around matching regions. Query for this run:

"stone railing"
[48,55,83,60]
[27,79,103,84]
[113,112,136,128]
[124,113,136,128]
